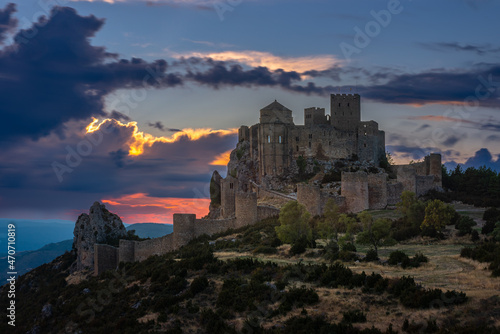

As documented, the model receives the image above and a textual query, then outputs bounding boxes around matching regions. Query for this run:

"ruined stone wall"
[193,218,236,237]
[257,205,280,221]
[238,126,249,142]
[341,172,369,212]
[118,239,135,264]
[387,182,404,205]
[234,191,258,228]
[367,173,388,209]
[255,186,292,207]
[173,214,196,249]
[396,166,417,193]
[416,175,435,197]
[297,183,322,216]
[94,244,118,276]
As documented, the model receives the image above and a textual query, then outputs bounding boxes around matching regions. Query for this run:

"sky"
[0,0,499,224]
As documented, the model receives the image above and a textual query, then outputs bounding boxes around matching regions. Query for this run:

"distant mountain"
[0,239,73,283]
[0,218,75,254]
[126,223,173,239]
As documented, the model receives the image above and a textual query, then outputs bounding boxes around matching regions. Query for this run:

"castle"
[239,94,385,179]
[92,94,442,275]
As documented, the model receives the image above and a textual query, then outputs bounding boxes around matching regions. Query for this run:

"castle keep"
[92,94,443,275]
[239,94,385,178]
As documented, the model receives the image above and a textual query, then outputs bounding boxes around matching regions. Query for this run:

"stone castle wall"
[341,172,370,212]
[367,173,388,210]
[94,244,119,274]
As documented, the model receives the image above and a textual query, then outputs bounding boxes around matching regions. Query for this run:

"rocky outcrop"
[207,170,222,219]
[226,140,258,191]
[73,202,127,271]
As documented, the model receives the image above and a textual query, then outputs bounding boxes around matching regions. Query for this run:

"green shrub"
[253,245,278,254]
[342,242,357,252]
[342,310,366,323]
[364,249,379,262]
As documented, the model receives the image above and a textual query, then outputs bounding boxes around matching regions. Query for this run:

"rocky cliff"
[73,202,127,271]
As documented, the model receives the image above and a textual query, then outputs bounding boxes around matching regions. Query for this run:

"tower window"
[230,183,234,189]
[329,141,331,146]
[279,136,282,143]
[338,103,341,107]
[267,135,271,143]
[364,132,367,136]
[296,145,299,152]
[309,142,311,148]
[309,134,312,139]
[296,137,299,141]
[364,143,367,148]
[348,103,350,107]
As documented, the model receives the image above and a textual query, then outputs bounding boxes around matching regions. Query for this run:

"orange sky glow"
[102,193,210,224]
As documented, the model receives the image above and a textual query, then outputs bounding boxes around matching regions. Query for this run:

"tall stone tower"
[258,100,293,177]
[330,94,361,131]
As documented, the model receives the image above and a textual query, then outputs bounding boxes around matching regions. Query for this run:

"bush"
[279,286,319,313]
[455,215,476,236]
[471,230,480,241]
[253,245,278,254]
[364,249,379,262]
[342,310,366,324]
[342,242,357,252]
[482,220,497,235]
[388,250,410,267]
[290,235,309,255]
[323,240,339,262]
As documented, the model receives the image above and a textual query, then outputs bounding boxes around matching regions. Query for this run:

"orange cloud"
[210,149,232,165]
[172,50,341,74]
[102,193,210,224]
[86,117,237,156]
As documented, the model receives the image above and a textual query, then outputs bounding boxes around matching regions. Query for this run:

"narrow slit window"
[267,135,271,143]
[279,136,282,143]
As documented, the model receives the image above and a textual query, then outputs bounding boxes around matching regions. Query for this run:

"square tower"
[330,94,361,131]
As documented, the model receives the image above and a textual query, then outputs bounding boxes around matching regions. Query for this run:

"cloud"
[0,5,182,142]
[147,121,181,132]
[409,115,500,132]
[210,149,231,165]
[0,118,237,220]
[420,42,500,56]
[446,148,500,172]
[173,50,342,74]
[441,135,462,147]
[0,3,17,44]
[109,110,131,122]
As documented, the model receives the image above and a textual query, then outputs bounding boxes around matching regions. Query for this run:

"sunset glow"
[102,193,210,224]
[209,150,232,166]
[86,117,238,156]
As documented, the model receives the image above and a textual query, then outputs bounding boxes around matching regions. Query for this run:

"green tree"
[356,213,395,255]
[491,222,500,242]
[337,214,358,246]
[317,199,342,240]
[275,201,312,244]
[421,199,453,232]
[397,191,418,217]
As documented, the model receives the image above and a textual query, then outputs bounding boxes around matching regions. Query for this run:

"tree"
[420,199,453,232]
[397,191,418,216]
[275,201,312,244]
[356,212,395,255]
[337,214,358,246]
[317,199,342,240]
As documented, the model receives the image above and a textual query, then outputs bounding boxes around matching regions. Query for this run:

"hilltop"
[1,202,500,333]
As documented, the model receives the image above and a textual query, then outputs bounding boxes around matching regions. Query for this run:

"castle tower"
[330,94,361,132]
[173,214,196,248]
[220,175,238,218]
[235,191,258,228]
[258,101,293,177]
[429,153,442,187]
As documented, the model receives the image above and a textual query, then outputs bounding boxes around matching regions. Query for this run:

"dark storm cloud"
[0,3,17,44]
[446,148,500,172]
[441,135,462,147]
[147,121,181,132]
[420,42,500,56]
[109,111,131,122]
[0,5,182,142]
